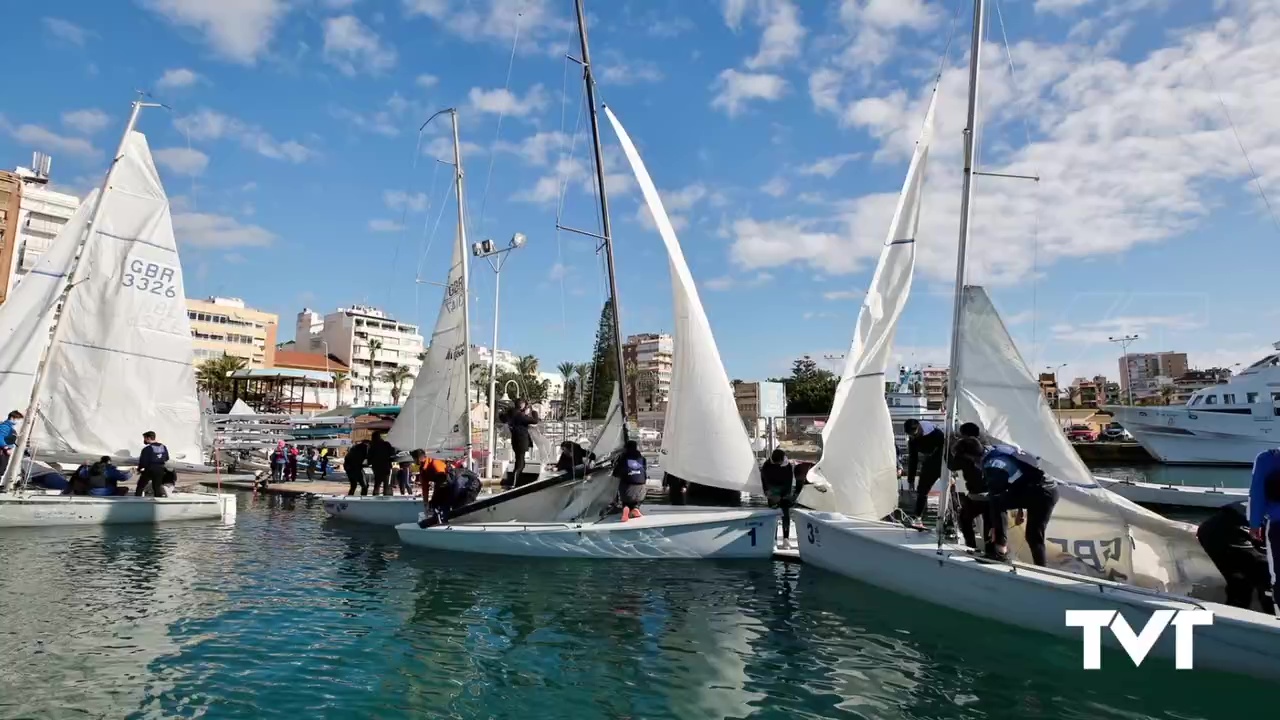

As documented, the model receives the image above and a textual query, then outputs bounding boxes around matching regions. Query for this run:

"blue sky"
[3,0,1280,385]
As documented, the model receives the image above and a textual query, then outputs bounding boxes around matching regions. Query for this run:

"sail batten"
[603,106,759,494]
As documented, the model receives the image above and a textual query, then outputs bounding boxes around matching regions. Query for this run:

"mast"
[2,98,157,491]
[574,0,630,437]
[938,0,985,539]
[449,109,476,470]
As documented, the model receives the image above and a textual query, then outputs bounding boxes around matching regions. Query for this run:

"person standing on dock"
[1248,447,1280,617]
[613,440,648,522]
[760,449,797,549]
[136,431,170,497]
[903,419,946,520]
[368,431,395,496]
[344,439,370,496]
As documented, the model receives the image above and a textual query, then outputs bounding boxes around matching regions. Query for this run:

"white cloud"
[368,218,405,232]
[808,67,843,113]
[156,68,201,90]
[416,73,439,88]
[1036,0,1096,14]
[1050,314,1205,345]
[139,0,289,64]
[494,130,573,165]
[174,108,315,163]
[710,69,787,116]
[760,177,788,197]
[822,289,862,301]
[42,17,90,46]
[467,85,548,118]
[402,0,571,54]
[797,153,863,178]
[0,115,99,158]
[153,147,210,176]
[704,272,774,291]
[323,14,397,76]
[331,92,420,137]
[383,189,428,211]
[61,108,110,135]
[173,212,274,247]
[725,0,805,70]
[547,262,568,281]
[636,183,710,231]
[511,149,634,206]
[600,54,664,85]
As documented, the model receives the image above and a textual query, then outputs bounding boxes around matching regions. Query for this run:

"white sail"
[30,132,204,464]
[0,189,98,416]
[387,233,468,454]
[604,106,759,494]
[956,286,1220,594]
[799,93,936,518]
[587,383,624,460]
[228,398,254,416]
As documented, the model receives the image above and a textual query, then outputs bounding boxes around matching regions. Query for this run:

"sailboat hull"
[0,492,236,528]
[794,509,1280,681]
[1095,477,1248,509]
[396,508,780,559]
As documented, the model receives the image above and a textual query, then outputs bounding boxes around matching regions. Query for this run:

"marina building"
[294,305,423,407]
[0,171,19,305]
[623,333,673,412]
[1119,351,1188,401]
[2,155,82,302]
[187,297,278,368]
[921,365,948,410]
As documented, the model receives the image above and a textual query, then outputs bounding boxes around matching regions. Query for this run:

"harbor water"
[0,491,1268,720]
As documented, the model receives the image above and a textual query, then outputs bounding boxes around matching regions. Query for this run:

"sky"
[3,0,1280,387]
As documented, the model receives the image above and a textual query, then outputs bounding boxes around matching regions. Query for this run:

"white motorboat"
[1109,345,1280,466]
[0,492,236,528]
[1095,476,1249,509]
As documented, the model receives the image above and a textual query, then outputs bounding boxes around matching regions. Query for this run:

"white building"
[623,332,673,411]
[473,345,520,374]
[5,156,82,299]
[294,305,424,407]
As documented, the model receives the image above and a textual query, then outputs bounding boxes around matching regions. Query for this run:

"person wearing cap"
[1198,500,1275,613]
[903,418,946,520]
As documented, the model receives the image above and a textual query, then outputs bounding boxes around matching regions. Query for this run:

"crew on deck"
[1197,500,1276,614]
[69,457,132,496]
[903,419,946,520]
[1248,447,1280,618]
[979,443,1059,566]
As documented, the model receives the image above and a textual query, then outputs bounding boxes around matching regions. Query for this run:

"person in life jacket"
[980,443,1058,566]
[612,440,648,521]
[270,440,289,484]
[73,456,132,497]
[903,419,947,520]
[1197,500,1276,614]
[136,431,170,497]
[1248,448,1280,617]
[413,451,481,527]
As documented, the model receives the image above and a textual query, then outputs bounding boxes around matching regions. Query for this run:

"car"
[1102,423,1133,441]
[1066,424,1098,442]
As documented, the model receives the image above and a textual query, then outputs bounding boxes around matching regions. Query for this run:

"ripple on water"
[0,493,1271,719]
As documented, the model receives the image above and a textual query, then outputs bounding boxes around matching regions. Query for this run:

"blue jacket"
[1248,449,1280,528]
[0,419,18,450]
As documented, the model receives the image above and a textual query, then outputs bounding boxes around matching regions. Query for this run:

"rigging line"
[413,156,444,322]
[389,131,428,312]
[475,10,525,240]
[554,30,580,344]
[1199,58,1280,238]
[555,90,589,343]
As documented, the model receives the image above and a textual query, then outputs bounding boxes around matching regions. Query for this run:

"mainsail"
[30,132,204,464]
[604,106,759,494]
[956,286,1220,594]
[799,92,937,518]
[387,232,469,454]
[0,189,98,415]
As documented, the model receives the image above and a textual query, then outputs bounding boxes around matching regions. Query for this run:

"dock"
[1071,441,1154,465]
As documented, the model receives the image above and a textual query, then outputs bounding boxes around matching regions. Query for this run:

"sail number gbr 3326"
[121,259,179,298]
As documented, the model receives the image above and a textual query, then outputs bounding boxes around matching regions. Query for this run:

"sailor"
[270,440,289,484]
[1197,500,1276,614]
[947,422,989,550]
[499,399,539,486]
[413,452,481,526]
[75,456,132,497]
[903,418,946,520]
[555,440,594,478]
[0,410,24,486]
[760,449,798,549]
[1248,447,1280,617]
[981,443,1058,566]
[368,431,396,496]
[613,440,648,522]
[344,439,371,496]
[136,431,170,497]
[394,453,414,495]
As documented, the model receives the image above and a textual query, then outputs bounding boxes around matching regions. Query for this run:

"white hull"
[0,492,236,528]
[795,509,1280,681]
[321,495,424,526]
[1095,477,1248,509]
[1109,406,1277,466]
[396,507,780,559]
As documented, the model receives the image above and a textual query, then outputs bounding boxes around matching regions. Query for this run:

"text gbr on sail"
[1064,609,1213,669]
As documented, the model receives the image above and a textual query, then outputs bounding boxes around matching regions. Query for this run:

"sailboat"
[394,0,777,558]
[794,0,1279,681]
[0,99,236,527]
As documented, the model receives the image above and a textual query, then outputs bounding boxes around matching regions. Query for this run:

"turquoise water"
[0,494,1268,719]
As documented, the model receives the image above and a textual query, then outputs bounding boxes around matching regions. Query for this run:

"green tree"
[331,370,349,407]
[195,354,247,402]
[638,370,659,411]
[381,365,413,405]
[574,362,592,418]
[557,361,577,418]
[585,299,618,419]
[624,360,639,417]
[366,338,383,405]
[768,355,838,415]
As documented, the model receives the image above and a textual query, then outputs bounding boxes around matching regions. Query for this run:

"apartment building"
[1119,351,1188,401]
[4,155,81,300]
[921,366,948,410]
[623,333,673,412]
[0,171,19,305]
[187,297,279,367]
[1039,373,1060,405]
[295,305,423,406]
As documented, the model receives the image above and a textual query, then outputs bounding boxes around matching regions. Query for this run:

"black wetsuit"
[344,442,370,496]
[504,407,538,486]
[1197,501,1276,613]
[761,460,796,540]
[906,425,946,518]
[368,438,395,495]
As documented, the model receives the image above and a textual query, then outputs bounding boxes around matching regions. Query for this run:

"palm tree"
[366,338,383,405]
[624,360,639,416]
[471,362,491,405]
[516,354,539,378]
[1159,384,1176,406]
[381,365,413,405]
[195,353,247,402]
[638,370,659,412]
[557,361,576,420]
[574,363,592,419]
[332,370,349,407]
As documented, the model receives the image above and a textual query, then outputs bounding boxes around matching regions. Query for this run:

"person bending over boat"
[948,423,990,551]
[1197,500,1276,614]
[413,452,481,526]
[978,444,1058,565]
[344,439,371,496]
[903,419,946,520]
[556,440,595,479]
[613,440,647,522]
[1248,447,1280,617]
[761,449,798,549]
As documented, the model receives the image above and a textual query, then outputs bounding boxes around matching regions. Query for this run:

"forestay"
[956,286,1220,594]
[604,106,759,494]
[30,132,204,464]
[388,231,468,454]
[0,189,97,415]
[799,92,937,518]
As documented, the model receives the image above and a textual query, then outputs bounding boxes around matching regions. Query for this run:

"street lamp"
[1108,334,1140,406]
[1047,363,1067,426]
[474,232,528,481]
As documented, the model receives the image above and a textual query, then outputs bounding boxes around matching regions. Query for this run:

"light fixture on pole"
[1108,334,1140,406]
[474,232,528,481]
